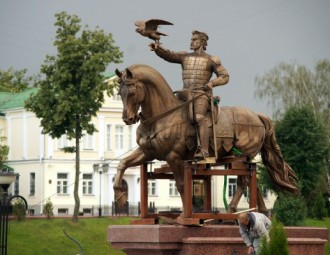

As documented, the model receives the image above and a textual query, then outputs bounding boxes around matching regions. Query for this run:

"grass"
[7,217,330,255]
[305,218,330,255]
[8,217,132,255]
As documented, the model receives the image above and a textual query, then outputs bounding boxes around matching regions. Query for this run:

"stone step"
[182,237,328,255]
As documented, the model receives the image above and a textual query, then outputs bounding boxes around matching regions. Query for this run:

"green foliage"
[43,198,54,219]
[12,199,27,221]
[0,67,39,92]
[25,11,123,140]
[0,136,9,167]
[24,11,123,221]
[267,218,290,255]
[258,218,290,255]
[273,193,306,226]
[311,192,328,220]
[257,236,270,255]
[8,217,131,255]
[255,59,330,129]
[275,106,329,214]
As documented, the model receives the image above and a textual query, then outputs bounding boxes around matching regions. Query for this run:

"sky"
[0,0,329,117]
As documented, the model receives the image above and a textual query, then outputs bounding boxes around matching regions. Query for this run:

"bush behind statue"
[273,193,306,226]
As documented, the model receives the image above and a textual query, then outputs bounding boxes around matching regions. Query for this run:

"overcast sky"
[0,0,329,117]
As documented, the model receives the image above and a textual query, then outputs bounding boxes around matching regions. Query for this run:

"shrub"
[12,199,26,221]
[268,218,289,255]
[43,198,54,219]
[311,192,327,220]
[257,218,289,255]
[273,193,306,226]
[257,236,270,255]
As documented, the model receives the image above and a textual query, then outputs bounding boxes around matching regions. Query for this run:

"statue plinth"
[108,225,328,255]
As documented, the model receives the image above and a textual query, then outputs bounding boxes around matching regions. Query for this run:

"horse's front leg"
[113,147,150,207]
[166,153,185,215]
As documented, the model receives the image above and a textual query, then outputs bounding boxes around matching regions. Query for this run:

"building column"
[98,115,105,159]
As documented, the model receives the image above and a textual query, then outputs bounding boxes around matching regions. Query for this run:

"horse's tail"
[258,113,299,193]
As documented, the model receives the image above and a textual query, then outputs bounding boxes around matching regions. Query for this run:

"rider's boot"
[194,115,209,160]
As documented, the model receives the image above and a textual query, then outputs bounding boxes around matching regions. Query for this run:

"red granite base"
[108,225,328,255]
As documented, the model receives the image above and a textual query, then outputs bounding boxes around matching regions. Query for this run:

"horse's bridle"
[119,76,142,123]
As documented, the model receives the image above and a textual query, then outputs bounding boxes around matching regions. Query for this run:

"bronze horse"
[113,64,298,214]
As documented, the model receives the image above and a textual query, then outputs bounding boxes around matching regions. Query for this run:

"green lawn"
[7,217,330,255]
[8,217,131,255]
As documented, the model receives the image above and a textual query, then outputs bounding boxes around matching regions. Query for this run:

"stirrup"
[194,149,208,160]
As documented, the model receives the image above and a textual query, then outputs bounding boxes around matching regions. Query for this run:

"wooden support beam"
[183,163,193,218]
[135,158,259,225]
[140,163,148,219]
[204,176,212,211]
[249,169,257,209]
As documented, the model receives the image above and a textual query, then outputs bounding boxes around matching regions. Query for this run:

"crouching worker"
[238,212,271,255]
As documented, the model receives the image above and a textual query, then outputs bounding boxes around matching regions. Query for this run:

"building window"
[148,180,157,196]
[112,93,121,101]
[30,173,35,196]
[57,173,68,194]
[14,174,19,195]
[115,125,124,150]
[83,208,92,214]
[106,124,111,151]
[228,178,237,197]
[82,133,93,150]
[260,185,269,199]
[82,174,93,195]
[58,208,68,214]
[169,180,179,196]
[58,135,68,149]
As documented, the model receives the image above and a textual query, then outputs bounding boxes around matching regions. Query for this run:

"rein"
[140,91,207,125]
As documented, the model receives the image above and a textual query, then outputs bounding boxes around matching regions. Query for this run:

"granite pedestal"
[108,225,328,255]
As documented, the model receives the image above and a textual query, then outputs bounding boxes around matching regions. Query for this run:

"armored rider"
[149,30,229,159]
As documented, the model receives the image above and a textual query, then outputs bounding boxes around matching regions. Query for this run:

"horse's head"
[115,68,145,125]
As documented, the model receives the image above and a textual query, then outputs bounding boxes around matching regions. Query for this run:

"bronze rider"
[149,30,229,159]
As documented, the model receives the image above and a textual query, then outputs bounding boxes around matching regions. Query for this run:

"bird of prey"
[135,19,173,43]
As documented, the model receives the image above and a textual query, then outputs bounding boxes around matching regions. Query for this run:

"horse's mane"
[128,64,176,100]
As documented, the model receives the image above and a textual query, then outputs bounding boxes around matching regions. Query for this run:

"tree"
[0,67,38,92]
[275,106,329,215]
[255,59,330,128]
[255,60,330,207]
[25,12,123,222]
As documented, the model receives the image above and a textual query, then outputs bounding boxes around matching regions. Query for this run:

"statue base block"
[108,225,328,255]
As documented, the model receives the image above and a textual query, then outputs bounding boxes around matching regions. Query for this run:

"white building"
[0,75,275,216]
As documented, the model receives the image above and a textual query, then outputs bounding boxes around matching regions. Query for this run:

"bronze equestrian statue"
[113,64,298,214]
[113,25,298,217]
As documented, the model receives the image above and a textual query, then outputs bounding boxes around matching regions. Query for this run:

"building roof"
[0,87,38,112]
[0,72,116,113]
